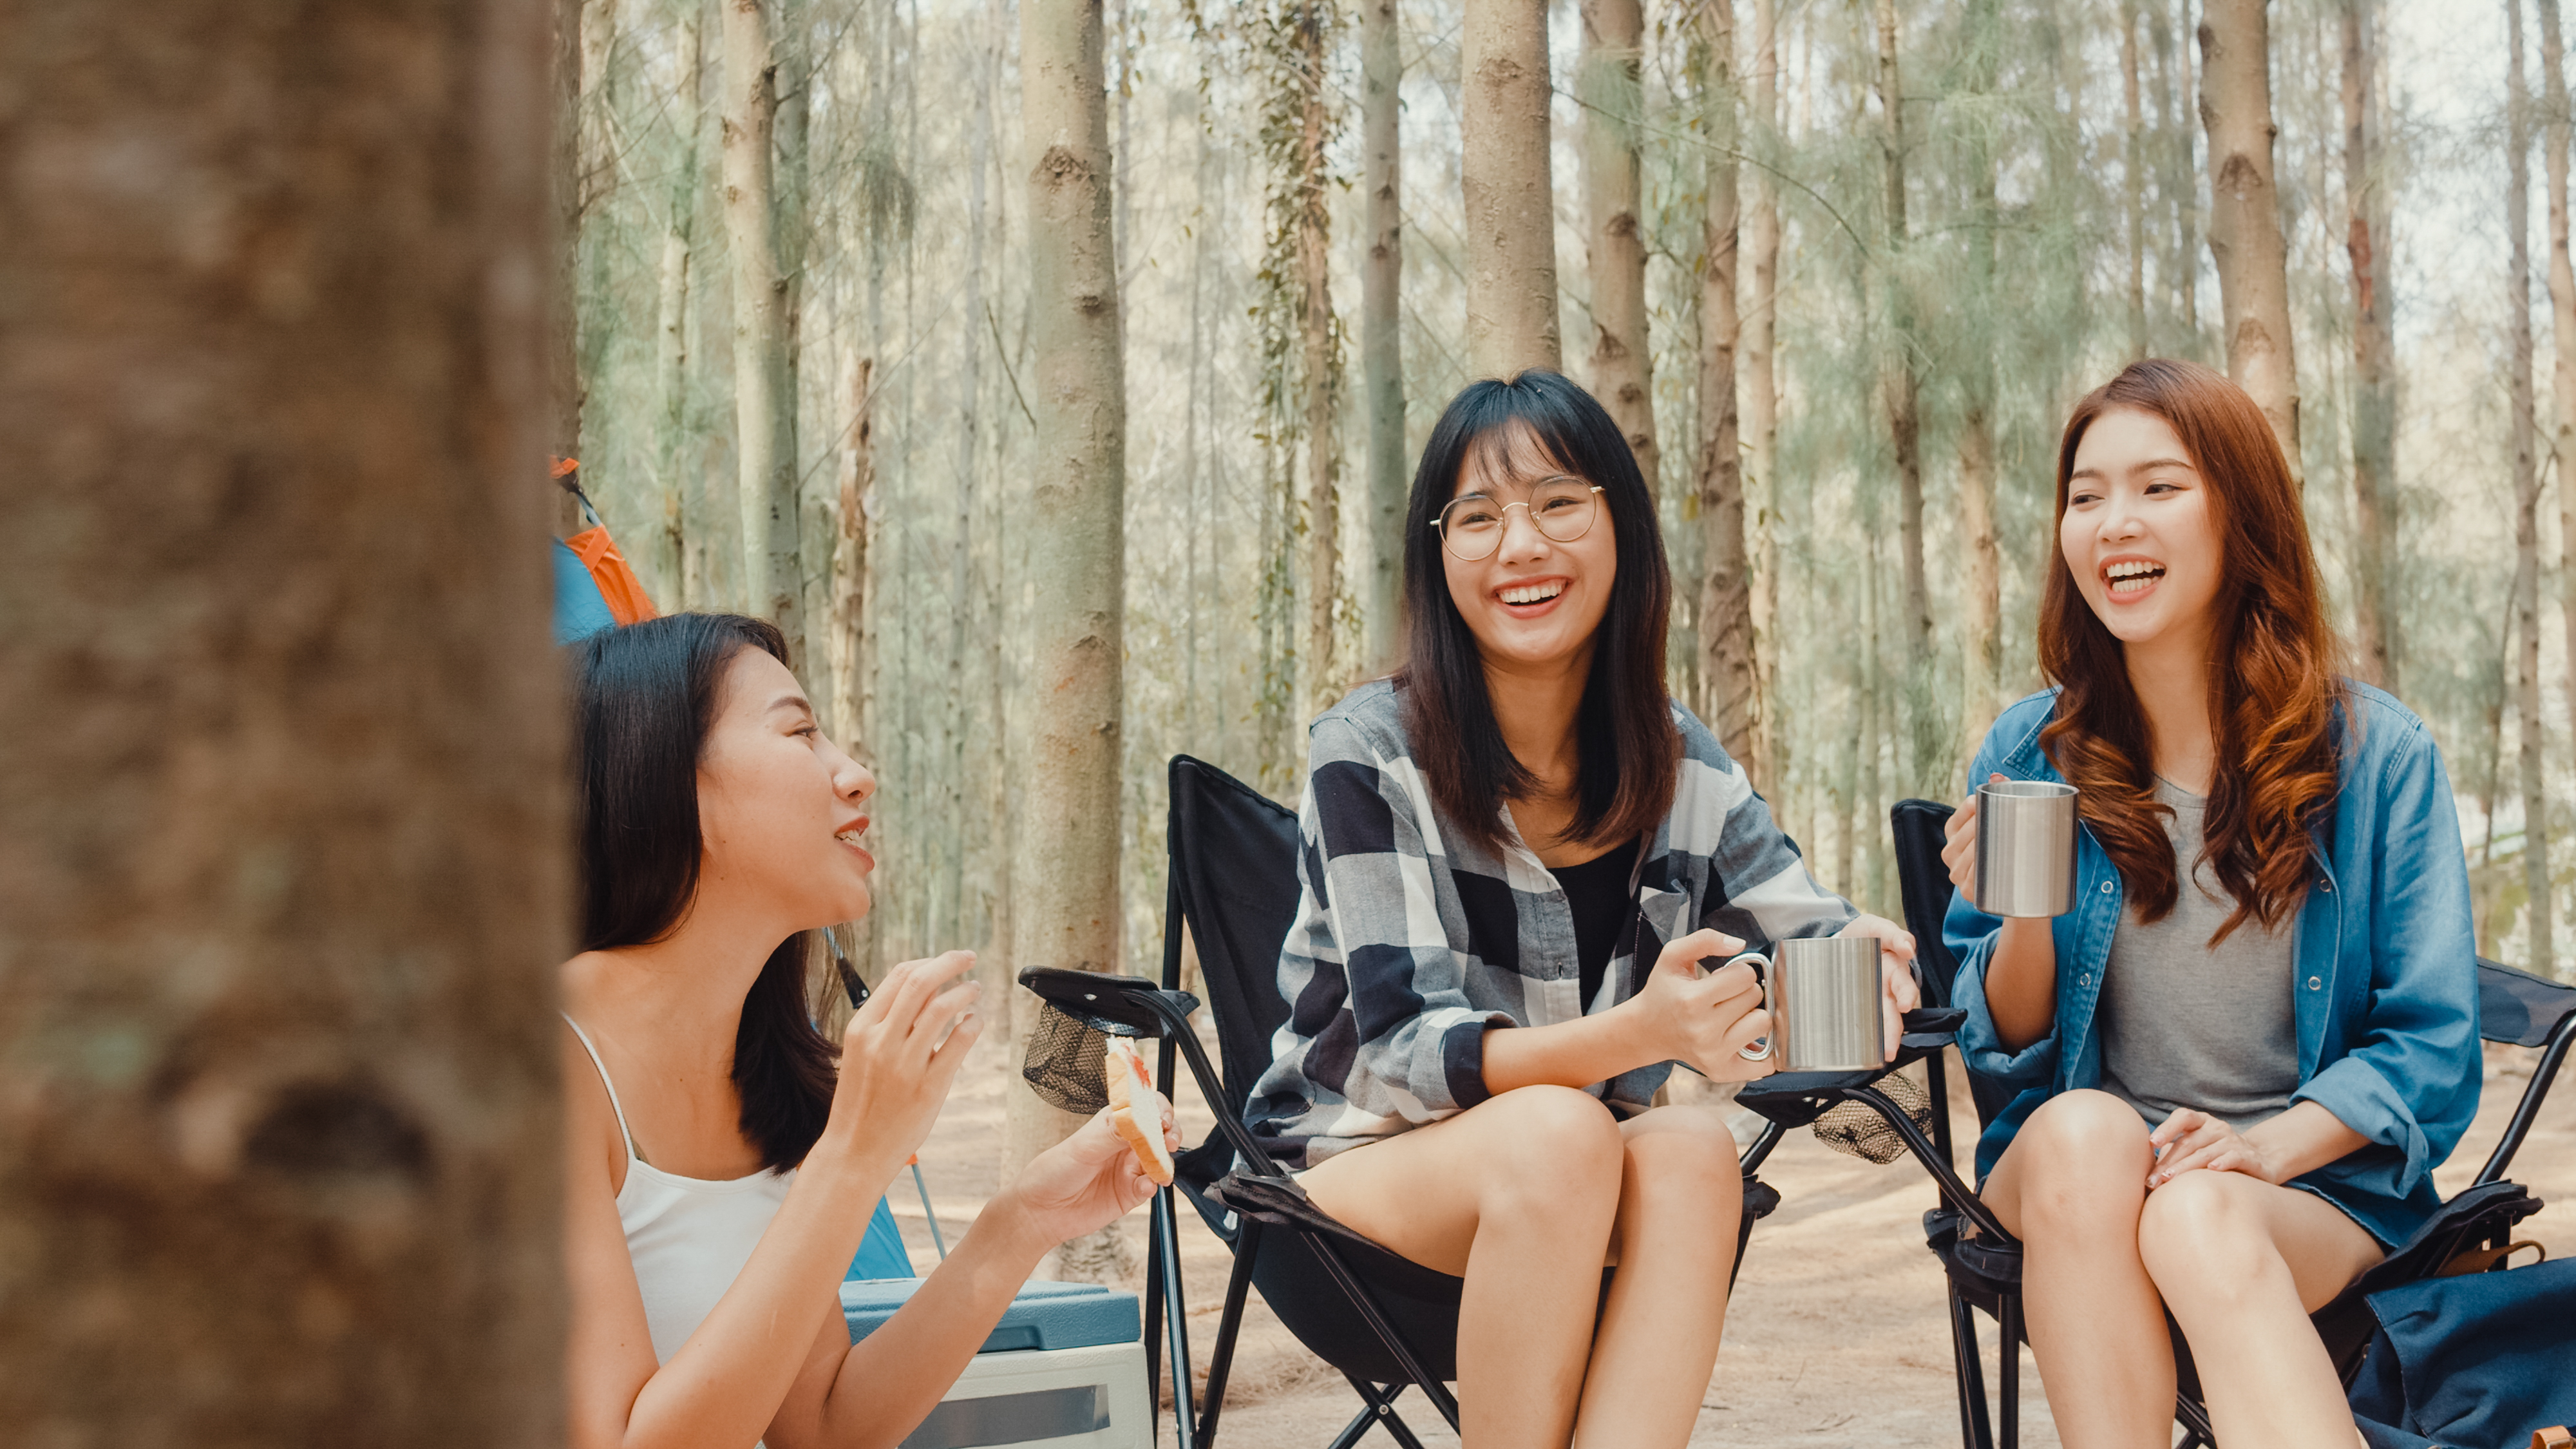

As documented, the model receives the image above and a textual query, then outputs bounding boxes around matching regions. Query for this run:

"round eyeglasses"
[1430,476,1605,562]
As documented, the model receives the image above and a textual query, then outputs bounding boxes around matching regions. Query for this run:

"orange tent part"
[562,526,660,627]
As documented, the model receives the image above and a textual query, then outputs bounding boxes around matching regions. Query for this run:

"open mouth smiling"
[2103,558,2165,598]
[1497,580,1566,607]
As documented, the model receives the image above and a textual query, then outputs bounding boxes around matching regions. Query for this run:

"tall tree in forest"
[1745,0,1783,786]
[1873,0,1936,785]
[721,0,806,668]
[655,3,708,603]
[1698,0,1754,761]
[833,361,875,764]
[1463,0,1561,375]
[1361,0,1406,670]
[2199,0,2303,481]
[2344,0,2398,688]
[2540,0,2576,772]
[1,0,564,1435]
[1013,0,1130,1278]
[1293,0,1342,712]
[1582,0,1660,492]
[2124,0,2149,357]
[1958,0,2004,745]
[551,0,587,533]
[2511,0,2553,971]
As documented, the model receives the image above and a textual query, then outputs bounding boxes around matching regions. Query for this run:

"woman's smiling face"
[2061,404,2224,650]
[1439,422,1617,674]
[694,647,878,931]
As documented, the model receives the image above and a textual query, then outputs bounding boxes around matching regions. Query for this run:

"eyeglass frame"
[1427,475,1607,562]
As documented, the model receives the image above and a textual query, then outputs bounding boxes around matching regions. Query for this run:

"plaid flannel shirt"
[1244,678,1859,1170]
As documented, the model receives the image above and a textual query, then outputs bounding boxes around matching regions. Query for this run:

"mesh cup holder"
[1021,1002,1132,1115]
[1810,1065,1937,1165]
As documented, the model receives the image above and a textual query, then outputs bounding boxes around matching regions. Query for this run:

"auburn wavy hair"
[2038,359,2344,943]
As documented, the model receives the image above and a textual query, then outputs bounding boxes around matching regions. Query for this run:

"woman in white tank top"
[560,614,1175,1449]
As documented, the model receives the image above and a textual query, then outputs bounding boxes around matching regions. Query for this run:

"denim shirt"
[1945,683,2482,1247]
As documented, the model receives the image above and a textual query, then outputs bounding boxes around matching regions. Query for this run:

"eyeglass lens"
[1437,478,1599,561]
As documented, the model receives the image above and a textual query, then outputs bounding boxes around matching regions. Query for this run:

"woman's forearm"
[1982,916,2059,1052]
[811,1197,1055,1449]
[2242,1101,2371,1184]
[616,1133,911,1449]
[1479,1010,1655,1095]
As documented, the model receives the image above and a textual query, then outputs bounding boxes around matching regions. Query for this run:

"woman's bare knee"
[2137,1170,2275,1305]
[2007,1090,2153,1236]
[1479,1086,1623,1209]
[1620,1106,1742,1206]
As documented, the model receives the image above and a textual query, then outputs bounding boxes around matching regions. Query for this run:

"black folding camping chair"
[1878,796,2576,1449]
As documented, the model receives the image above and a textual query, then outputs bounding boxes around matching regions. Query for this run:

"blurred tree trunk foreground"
[0,0,569,1439]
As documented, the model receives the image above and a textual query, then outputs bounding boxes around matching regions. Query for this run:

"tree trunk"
[551,0,586,533]
[1361,0,1406,673]
[1582,0,1658,491]
[834,360,876,764]
[1745,0,1783,788]
[720,0,805,668]
[2124,0,2148,358]
[2344,0,2397,689]
[1698,0,1754,763]
[1462,0,1561,376]
[2512,0,2553,972]
[2541,0,2576,779]
[0,0,565,1436]
[1873,0,1935,788]
[2169,0,2202,349]
[776,0,826,677]
[1960,0,2003,750]
[2198,0,2302,482]
[654,5,707,607]
[1013,0,1130,1280]
[1297,2,1341,714]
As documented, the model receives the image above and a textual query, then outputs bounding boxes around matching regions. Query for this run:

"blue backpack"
[2350,1255,2576,1449]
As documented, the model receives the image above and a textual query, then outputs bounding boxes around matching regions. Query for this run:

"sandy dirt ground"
[884,1028,2573,1449]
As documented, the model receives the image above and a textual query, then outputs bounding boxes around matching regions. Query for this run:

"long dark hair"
[2038,359,2342,942]
[573,613,838,1173]
[1394,370,1680,856]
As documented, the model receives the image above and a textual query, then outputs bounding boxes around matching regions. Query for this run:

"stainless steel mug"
[1734,936,1886,1074]
[1974,779,2079,918]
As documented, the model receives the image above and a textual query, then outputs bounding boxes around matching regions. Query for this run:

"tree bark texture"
[2344,0,2397,689]
[1745,0,1783,788]
[551,0,587,533]
[2511,0,2553,972]
[1013,0,1130,1274]
[1698,0,1755,764]
[1581,0,1659,493]
[2198,0,2303,483]
[0,0,566,1438]
[721,0,806,668]
[655,5,708,606]
[834,361,876,759]
[1462,0,1562,377]
[1296,3,1341,714]
[1873,0,1935,786]
[2541,0,2576,775]
[1960,0,2004,748]
[2124,0,2149,358]
[1361,0,1406,674]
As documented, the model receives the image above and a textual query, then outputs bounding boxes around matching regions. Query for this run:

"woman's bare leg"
[1568,1104,1743,1449]
[1981,1090,2173,1449]
[2137,1168,2380,1449]
[1300,1085,1626,1449]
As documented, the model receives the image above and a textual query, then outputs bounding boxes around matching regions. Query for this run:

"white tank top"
[566,1016,798,1367]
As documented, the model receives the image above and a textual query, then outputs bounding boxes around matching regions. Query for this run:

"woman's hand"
[1624,927,1776,1083]
[2147,1108,2278,1187]
[825,951,984,1162]
[1940,773,2009,898]
[1007,1098,1179,1244]
[1837,913,1921,1061]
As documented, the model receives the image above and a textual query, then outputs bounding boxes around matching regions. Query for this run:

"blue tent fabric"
[553,537,618,644]
[2349,1256,2576,1449]
[846,1196,913,1282]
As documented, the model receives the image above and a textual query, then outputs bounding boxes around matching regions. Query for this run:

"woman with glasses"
[1244,371,1918,1449]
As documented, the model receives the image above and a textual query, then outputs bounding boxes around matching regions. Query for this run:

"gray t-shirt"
[2097,777,2302,1130]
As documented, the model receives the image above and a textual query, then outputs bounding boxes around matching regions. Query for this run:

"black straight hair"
[573,613,838,1173]
[1393,370,1680,856]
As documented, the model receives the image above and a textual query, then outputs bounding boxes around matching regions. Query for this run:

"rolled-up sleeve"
[2290,725,2481,1197]
[1303,720,1514,1120]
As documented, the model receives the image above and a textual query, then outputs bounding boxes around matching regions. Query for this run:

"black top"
[1548,839,1640,1010]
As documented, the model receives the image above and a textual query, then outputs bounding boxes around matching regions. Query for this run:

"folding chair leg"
[1946,1282,1994,1449]
[1197,1220,1263,1449]
[1301,1232,1462,1431]
[2172,1392,2216,1448]
[1997,1290,2022,1449]
[1332,1378,1432,1449]
[1152,1188,1198,1449]
[1323,1401,1381,1449]
[1728,1175,1761,1294]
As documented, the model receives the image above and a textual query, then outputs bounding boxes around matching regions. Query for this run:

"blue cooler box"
[843,1278,1151,1449]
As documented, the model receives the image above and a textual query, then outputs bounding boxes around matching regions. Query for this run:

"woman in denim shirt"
[1938,361,2479,1449]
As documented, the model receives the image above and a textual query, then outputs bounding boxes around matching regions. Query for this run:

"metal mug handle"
[1723,951,1775,1062]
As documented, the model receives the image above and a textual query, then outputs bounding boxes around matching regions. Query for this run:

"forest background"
[561,0,2576,1023]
